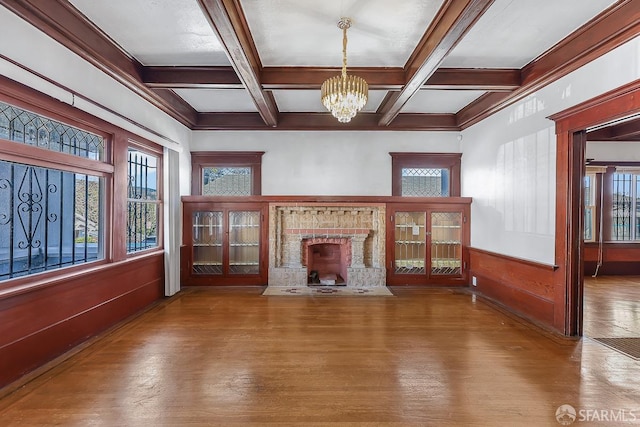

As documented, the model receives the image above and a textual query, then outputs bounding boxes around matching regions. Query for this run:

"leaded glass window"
[0,101,104,161]
[401,167,449,197]
[202,167,252,196]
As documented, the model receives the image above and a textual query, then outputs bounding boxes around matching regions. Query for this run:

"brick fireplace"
[268,203,386,287]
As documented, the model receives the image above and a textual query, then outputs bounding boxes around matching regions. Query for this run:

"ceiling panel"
[273,90,388,113]
[240,0,445,67]
[441,0,619,68]
[402,90,486,114]
[174,89,258,112]
[69,0,230,66]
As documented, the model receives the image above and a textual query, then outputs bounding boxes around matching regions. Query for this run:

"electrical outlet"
[472,276,477,286]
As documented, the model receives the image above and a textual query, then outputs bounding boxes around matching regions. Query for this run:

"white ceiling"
[66,0,621,118]
[241,0,446,67]
[441,0,618,68]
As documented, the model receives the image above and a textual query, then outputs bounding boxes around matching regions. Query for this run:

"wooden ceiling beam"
[1,0,198,127]
[143,66,243,89]
[587,117,640,141]
[425,68,520,91]
[197,0,279,127]
[377,0,495,126]
[195,112,459,131]
[142,65,520,91]
[457,0,640,129]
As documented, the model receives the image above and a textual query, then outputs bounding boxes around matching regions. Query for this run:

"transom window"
[191,152,263,196]
[0,100,104,161]
[401,167,450,197]
[391,153,461,197]
[202,166,252,196]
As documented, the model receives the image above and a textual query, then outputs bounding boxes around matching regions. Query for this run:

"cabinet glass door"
[228,211,261,275]
[394,211,426,274]
[430,211,462,276]
[192,211,223,274]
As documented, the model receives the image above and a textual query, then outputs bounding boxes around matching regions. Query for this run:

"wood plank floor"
[1,284,639,426]
[584,275,640,338]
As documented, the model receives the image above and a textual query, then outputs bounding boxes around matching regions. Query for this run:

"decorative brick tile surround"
[268,203,386,287]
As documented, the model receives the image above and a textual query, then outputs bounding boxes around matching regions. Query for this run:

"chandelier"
[321,18,368,123]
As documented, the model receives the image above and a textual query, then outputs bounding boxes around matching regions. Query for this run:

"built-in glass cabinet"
[183,202,266,285]
[387,203,468,285]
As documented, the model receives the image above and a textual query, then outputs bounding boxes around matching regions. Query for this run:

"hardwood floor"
[1,285,639,426]
[584,275,640,338]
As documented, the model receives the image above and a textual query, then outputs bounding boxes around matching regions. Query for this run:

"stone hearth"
[268,203,386,287]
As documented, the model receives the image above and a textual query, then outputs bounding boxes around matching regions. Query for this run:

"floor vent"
[591,337,640,360]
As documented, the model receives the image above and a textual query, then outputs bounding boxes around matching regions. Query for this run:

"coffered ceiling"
[3,0,638,131]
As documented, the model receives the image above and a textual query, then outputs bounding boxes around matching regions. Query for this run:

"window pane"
[202,167,252,196]
[127,202,158,252]
[612,173,633,240]
[128,149,158,200]
[394,211,426,274]
[127,148,159,253]
[0,101,105,161]
[401,168,449,197]
[0,160,104,281]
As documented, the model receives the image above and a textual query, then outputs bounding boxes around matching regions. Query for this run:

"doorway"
[551,80,640,336]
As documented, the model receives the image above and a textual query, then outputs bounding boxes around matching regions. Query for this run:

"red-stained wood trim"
[143,66,243,88]
[144,66,519,91]
[390,152,462,197]
[260,67,520,91]
[566,131,587,335]
[425,68,520,91]
[261,67,405,90]
[378,0,494,126]
[194,112,459,131]
[468,247,557,329]
[0,252,164,388]
[469,247,558,271]
[1,0,198,127]
[197,0,279,127]
[458,0,640,129]
[455,92,512,127]
[181,195,473,204]
[0,139,113,175]
[551,79,640,131]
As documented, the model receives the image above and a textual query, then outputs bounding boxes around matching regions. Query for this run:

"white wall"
[587,141,640,162]
[191,131,461,195]
[462,36,640,265]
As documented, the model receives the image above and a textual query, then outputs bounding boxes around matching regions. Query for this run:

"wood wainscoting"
[584,243,640,276]
[469,247,558,330]
[0,252,164,389]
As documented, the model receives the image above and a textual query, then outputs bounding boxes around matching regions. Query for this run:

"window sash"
[0,160,104,281]
[127,147,160,253]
